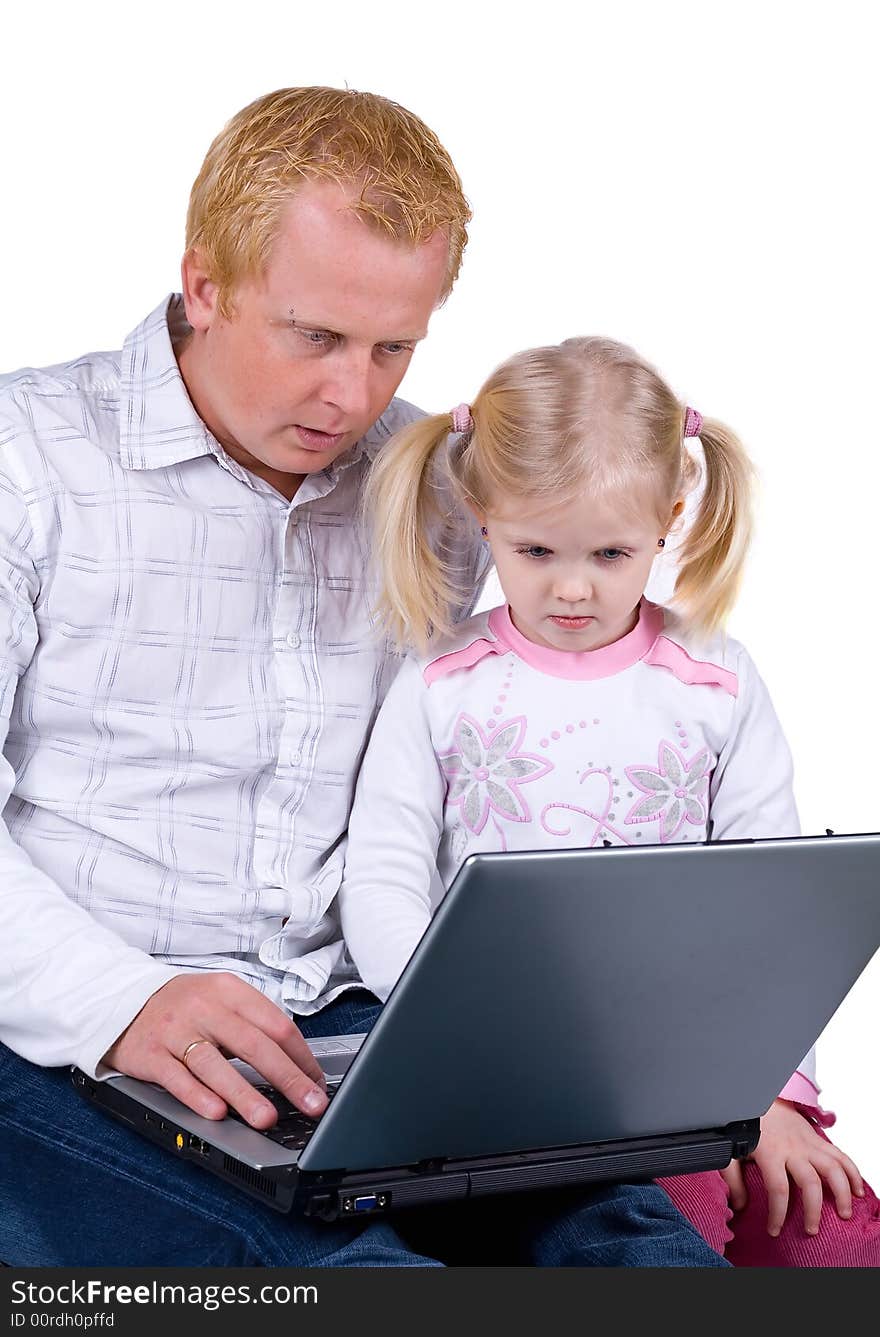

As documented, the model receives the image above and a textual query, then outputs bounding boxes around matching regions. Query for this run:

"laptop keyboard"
[227,1083,336,1150]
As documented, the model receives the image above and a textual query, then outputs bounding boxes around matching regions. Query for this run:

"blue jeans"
[0,992,728,1267]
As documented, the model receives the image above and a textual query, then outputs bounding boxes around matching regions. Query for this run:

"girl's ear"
[666,498,686,533]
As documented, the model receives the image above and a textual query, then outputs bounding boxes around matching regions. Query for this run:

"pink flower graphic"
[438,713,552,835]
[624,741,713,842]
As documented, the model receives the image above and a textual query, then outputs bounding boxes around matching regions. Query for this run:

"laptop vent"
[222,1156,278,1200]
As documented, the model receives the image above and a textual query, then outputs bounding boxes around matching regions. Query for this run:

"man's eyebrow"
[284,311,427,342]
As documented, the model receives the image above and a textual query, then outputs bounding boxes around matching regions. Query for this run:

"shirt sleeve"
[707,645,799,841]
[338,657,446,1002]
[0,470,181,1076]
[707,645,829,1114]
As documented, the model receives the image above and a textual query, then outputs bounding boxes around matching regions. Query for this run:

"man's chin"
[283,428,358,469]
[257,438,354,477]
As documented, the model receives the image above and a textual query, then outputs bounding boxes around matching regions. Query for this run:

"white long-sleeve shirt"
[0,295,487,1076]
[339,599,825,1112]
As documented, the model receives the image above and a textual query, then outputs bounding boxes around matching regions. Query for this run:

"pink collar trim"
[423,633,500,686]
[486,600,665,681]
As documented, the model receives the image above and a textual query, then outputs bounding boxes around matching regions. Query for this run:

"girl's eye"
[597,548,627,562]
[516,545,552,559]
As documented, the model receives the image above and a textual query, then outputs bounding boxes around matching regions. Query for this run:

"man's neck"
[246,464,304,502]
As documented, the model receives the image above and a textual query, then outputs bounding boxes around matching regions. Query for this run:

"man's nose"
[318,348,375,421]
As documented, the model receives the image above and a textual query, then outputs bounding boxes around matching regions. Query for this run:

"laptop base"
[296,1120,759,1221]
[73,1069,758,1219]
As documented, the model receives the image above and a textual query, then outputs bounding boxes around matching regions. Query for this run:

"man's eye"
[379,342,415,356]
[295,329,335,347]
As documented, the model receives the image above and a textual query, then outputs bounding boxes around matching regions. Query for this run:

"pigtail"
[673,417,754,635]
[364,413,462,652]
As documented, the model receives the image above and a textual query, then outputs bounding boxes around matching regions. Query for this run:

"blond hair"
[186,86,471,316]
[366,337,753,650]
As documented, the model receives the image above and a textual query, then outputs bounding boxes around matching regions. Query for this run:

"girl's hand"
[720,1098,864,1236]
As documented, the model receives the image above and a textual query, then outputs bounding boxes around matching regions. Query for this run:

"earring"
[480,526,488,538]
[657,537,666,548]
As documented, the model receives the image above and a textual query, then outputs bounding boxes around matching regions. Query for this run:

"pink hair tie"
[450,403,473,435]
[684,406,703,438]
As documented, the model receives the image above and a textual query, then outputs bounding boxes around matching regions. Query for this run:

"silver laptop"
[73,832,880,1219]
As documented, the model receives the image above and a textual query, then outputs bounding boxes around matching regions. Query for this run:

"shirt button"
[290,751,302,766]
[286,632,300,649]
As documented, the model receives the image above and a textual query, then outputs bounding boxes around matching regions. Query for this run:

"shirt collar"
[118,295,216,471]
[487,599,666,680]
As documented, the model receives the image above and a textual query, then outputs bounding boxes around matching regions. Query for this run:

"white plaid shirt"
[0,296,486,1076]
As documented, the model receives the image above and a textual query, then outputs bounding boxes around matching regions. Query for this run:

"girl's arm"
[708,647,824,1098]
[706,647,799,841]
[709,647,863,1230]
[339,657,447,1002]
[708,649,822,1096]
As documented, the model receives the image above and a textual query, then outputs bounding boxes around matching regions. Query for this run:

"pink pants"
[660,1138,880,1265]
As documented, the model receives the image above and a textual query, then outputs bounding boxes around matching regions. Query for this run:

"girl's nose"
[553,572,593,603]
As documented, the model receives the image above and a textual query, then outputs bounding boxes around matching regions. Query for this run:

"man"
[0,86,727,1266]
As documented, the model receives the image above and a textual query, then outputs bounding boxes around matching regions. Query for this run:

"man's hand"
[103,973,328,1128]
[720,1098,864,1236]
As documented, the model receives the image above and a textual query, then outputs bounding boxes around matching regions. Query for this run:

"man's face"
[179,181,450,488]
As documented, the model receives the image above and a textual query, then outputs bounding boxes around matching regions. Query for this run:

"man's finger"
[223,983,328,1088]
[146,1051,229,1121]
[176,1036,283,1127]
[269,1021,329,1090]
[202,1015,329,1121]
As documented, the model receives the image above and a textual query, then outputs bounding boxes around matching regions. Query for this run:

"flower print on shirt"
[439,714,553,835]
[624,741,713,842]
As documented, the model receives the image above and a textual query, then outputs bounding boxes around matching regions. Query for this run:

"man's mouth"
[293,424,346,451]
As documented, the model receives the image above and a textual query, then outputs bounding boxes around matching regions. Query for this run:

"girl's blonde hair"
[186,86,471,317]
[366,337,753,651]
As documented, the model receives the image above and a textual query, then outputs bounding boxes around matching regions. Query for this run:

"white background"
[2,2,877,1178]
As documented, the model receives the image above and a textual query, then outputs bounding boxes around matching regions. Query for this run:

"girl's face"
[481,488,671,653]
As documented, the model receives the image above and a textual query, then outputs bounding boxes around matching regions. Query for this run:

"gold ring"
[181,1039,210,1070]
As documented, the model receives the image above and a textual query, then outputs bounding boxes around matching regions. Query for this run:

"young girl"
[336,336,880,1266]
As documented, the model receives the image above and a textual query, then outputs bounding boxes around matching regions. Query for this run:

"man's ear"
[180,249,222,333]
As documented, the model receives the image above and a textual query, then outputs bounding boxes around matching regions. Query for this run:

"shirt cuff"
[777,1070,836,1128]
[79,962,187,1080]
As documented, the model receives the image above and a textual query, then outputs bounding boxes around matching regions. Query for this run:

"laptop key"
[224,1081,336,1146]
[279,1132,312,1149]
